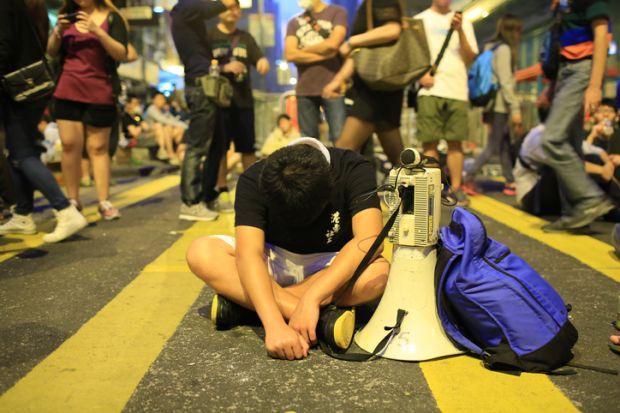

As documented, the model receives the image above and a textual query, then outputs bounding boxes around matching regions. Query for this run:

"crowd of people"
[0,0,618,358]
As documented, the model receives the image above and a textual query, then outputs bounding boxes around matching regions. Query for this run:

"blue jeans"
[297,96,346,143]
[542,60,604,209]
[1,99,70,215]
[467,112,514,183]
[181,86,219,206]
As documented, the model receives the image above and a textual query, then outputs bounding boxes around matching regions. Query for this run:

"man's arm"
[302,25,347,56]
[584,18,609,116]
[284,35,335,64]
[453,13,477,66]
[287,208,384,343]
[236,226,309,360]
[322,57,354,98]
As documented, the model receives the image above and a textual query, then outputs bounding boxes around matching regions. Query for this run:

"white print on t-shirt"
[212,45,249,60]
[295,16,333,49]
[325,211,341,244]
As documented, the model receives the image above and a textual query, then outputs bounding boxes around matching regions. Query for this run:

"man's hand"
[256,57,270,75]
[609,154,620,167]
[322,78,344,99]
[602,161,615,182]
[288,296,321,346]
[585,85,602,118]
[451,11,463,32]
[224,60,247,74]
[419,71,435,89]
[339,41,352,58]
[264,323,309,360]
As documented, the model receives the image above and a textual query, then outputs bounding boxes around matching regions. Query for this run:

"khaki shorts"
[416,96,469,143]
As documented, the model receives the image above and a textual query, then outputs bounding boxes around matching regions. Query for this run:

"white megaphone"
[354,148,463,361]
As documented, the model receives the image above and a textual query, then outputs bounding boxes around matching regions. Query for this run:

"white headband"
[287,137,331,165]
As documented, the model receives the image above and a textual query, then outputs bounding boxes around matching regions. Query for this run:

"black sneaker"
[316,305,356,351]
[210,294,258,330]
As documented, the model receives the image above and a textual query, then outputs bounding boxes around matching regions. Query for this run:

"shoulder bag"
[351,0,431,91]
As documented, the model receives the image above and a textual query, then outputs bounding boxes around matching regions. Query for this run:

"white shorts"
[211,235,338,287]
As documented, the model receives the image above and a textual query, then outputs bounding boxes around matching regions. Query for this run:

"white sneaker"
[0,213,37,235]
[43,205,88,243]
[179,202,218,222]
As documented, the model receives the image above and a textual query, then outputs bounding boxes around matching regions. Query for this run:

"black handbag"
[1,13,55,103]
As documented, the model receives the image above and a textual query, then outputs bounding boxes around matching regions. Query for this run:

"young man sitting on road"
[187,138,389,360]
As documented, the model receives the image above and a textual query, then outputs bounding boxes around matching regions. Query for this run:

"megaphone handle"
[343,201,401,292]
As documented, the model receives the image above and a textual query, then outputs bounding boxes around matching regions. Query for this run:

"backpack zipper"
[494,250,511,264]
[482,257,562,329]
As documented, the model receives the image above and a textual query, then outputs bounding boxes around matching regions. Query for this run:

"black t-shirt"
[235,148,380,254]
[122,112,142,138]
[207,27,264,109]
[351,0,402,36]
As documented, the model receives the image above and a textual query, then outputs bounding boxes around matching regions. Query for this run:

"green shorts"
[416,96,469,143]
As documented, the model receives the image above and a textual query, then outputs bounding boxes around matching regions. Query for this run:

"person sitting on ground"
[261,114,301,157]
[121,95,153,149]
[145,92,187,165]
[187,138,389,360]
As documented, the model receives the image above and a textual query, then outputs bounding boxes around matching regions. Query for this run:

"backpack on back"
[435,208,578,373]
[468,44,500,107]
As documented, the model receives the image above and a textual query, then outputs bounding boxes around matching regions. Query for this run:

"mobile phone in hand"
[64,12,79,23]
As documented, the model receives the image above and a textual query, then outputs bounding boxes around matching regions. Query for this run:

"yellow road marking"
[468,195,620,283]
[421,356,579,413]
[0,212,234,413]
[0,175,180,265]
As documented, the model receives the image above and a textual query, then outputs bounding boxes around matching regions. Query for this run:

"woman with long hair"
[0,0,87,242]
[464,14,523,195]
[322,0,404,166]
[47,0,129,219]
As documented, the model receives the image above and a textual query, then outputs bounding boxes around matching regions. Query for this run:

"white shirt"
[415,9,478,102]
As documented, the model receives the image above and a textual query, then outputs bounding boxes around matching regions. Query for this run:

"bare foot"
[611,335,620,345]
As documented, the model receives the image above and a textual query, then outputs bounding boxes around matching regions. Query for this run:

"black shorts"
[346,75,404,132]
[54,98,117,128]
[216,106,256,153]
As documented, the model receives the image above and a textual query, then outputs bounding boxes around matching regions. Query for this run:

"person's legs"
[542,61,604,208]
[187,236,388,319]
[444,99,469,190]
[85,125,112,202]
[163,125,176,158]
[296,96,321,139]
[499,129,515,184]
[321,96,346,144]
[57,119,85,201]
[447,141,464,190]
[181,86,218,207]
[335,117,376,154]
[466,112,507,180]
[375,127,404,166]
[417,97,444,161]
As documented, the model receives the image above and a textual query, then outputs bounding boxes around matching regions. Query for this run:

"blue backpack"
[435,208,578,373]
[468,44,500,107]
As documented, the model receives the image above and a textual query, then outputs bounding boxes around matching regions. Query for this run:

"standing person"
[170,0,238,222]
[541,0,614,232]
[415,0,478,206]
[464,15,523,196]
[207,0,270,212]
[0,0,87,242]
[323,0,405,165]
[47,0,128,220]
[285,0,347,143]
